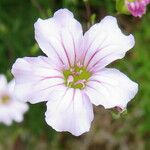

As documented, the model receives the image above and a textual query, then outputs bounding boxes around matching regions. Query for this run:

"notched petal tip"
[45,115,91,136]
[86,68,138,109]
[108,15,135,50]
[101,15,135,41]
[45,89,93,136]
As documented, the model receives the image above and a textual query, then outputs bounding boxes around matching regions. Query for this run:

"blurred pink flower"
[12,9,138,136]
[127,0,150,17]
[0,75,28,125]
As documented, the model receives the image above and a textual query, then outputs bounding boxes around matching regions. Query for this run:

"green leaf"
[116,0,130,15]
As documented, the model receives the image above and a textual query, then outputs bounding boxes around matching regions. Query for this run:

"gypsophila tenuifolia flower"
[11,9,138,136]
[127,0,150,17]
[0,75,28,125]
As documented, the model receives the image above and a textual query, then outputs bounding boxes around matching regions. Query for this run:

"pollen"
[63,65,91,89]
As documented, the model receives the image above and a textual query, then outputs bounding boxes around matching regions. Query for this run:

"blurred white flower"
[0,75,28,125]
[12,9,138,136]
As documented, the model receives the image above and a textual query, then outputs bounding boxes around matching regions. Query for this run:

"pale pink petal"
[0,101,28,125]
[8,101,29,122]
[0,74,7,92]
[7,79,15,95]
[34,9,83,68]
[0,106,12,125]
[45,87,94,136]
[85,68,138,109]
[11,56,64,103]
[82,16,135,73]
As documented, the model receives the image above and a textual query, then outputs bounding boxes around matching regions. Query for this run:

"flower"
[11,9,138,136]
[0,75,28,125]
[127,0,150,17]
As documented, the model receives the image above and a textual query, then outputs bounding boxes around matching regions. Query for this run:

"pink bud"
[127,0,150,17]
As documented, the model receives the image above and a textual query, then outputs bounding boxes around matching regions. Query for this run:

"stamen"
[67,75,74,86]
[74,79,86,89]
[63,63,91,89]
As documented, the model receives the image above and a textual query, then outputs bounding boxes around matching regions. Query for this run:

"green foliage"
[116,0,130,15]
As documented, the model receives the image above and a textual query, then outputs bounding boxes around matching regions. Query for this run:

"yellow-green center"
[63,65,91,89]
[0,95,10,104]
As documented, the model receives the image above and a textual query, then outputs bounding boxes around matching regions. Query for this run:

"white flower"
[0,75,28,125]
[11,9,138,136]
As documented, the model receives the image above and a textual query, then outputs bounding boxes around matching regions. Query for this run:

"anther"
[74,79,86,89]
[67,75,74,86]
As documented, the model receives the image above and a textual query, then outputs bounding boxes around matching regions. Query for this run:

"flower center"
[63,65,91,89]
[0,95,10,104]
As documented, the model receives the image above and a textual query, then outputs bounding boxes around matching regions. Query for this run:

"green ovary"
[63,65,91,90]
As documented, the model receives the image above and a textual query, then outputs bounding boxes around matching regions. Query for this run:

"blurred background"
[0,0,150,149]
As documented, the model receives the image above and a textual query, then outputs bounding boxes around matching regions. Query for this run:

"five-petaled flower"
[0,75,28,125]
[11,9,138,136]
